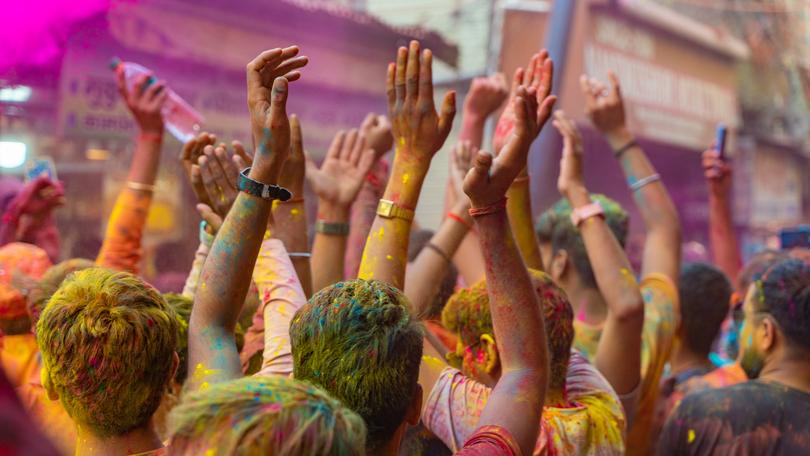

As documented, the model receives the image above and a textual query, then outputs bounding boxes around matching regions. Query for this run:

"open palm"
[306,130,376,207]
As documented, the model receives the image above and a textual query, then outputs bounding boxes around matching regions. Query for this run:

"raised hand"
[464,85,551,208]
[580,71,626,138]
[360,113,394,160]
[702,147,731,196]
[387,40,456,162]
[553,110,586,196]
[279,115,306,198]
[306,130,377,207]
[464,73,509,120]
[247,46,307,184]
[116,70,167,134]
[492,50,554,154]
[181,132,217,206]
[450,140,477,201]
[196,143,241,222]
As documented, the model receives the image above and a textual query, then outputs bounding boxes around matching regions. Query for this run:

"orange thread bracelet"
[447,212,473,230]
[468,198,507,217]
[138,132,163,143]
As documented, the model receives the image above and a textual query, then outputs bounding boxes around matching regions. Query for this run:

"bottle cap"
[109,57,122,71]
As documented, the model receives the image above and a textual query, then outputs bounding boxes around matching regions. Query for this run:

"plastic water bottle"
[110,57,204,142]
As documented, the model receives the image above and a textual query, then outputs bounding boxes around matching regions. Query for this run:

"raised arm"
[460,73,508,148]
[405,142,474,319]
[187,46,307,389]
[96,70,167,273]
[308,129,376,292]
[462,82,556,456]
[703,147,741,283]
[493,52,552,271]
[344,114,393,279]
[581,72,681,282]
[554,110,644,395]
[357,40,456,289]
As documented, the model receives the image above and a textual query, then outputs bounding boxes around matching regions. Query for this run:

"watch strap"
[376,199,415,221]
[570,201,605,227]
[315,220,350,235]
[238,168,292,201]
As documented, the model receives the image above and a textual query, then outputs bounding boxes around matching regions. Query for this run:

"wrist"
[317,200,350,222]
[563,185,590,207]
[461,110,486,128]
[605,127,633,150]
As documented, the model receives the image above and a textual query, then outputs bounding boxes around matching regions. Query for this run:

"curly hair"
[290,279,423,451]
[442,269,574,390]
[168,376,367,455]
[536,194,628,289]
[753,258,810,351]
[36,268,178,437]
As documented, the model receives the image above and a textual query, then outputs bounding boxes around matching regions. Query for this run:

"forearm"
[358,158,427,289]
[569,187,643,393]
[181,224,213,299]
[127,134,163,185]
[475,209,547,455]
[344,181,380,279]
[405,201,470,318]
[311,202,350,291]
[459,111,486,148]
[272,200,312,297]
[188,192,270,387]
[452,231,486,285]
[708,191,741,282]
[95,188,151,273]
[506,179,543,270]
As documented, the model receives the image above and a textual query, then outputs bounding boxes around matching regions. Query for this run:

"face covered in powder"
[739,284,767,379]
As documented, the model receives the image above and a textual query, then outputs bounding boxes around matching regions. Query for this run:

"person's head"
[168,376,367,455]
[739,258,810,379]
[290,279,423,452]
[408,229,458,319]
[36,268,179,437]
[0,242,52,334]
[441,269,573,391]
[536,195,629,291]
[27,258,95,330]
[677,263,732,357]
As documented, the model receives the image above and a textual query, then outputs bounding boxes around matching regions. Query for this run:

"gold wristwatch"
[376,199,415,221]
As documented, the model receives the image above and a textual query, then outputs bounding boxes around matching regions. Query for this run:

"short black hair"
[679,263,732,356]
[754,258,810,351]
[536,194,629,289]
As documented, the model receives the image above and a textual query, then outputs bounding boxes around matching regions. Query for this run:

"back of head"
[736,250,788,297]
[27,258,95,329]
[536,194,628,289]
[0,242,53,326]
[162,293,193,385]
[168,376,367,455]
[678,263,732,356]
[290,279,423,451]
[754,258,810,352]
[36,267,178,437]
[442,269,574,390]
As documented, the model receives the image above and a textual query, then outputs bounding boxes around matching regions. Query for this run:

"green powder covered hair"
[290,279,423,451]
[168,376,367,455]
[27,258,95,330]
[36,268,178,437]
[442,269,574,390]
[536,194,629,289]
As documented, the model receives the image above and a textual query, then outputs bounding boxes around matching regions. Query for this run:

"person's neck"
[566,286,608,325]
[669,346,713,377]
[545,386,568,408]
[377,427,405,456]
[759,356,810,394]
[76,423,163,456]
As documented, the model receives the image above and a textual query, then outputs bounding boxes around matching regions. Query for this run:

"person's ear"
[761,317,777,353]
[406,383,423,426]
[41,365,59,401]
[168,352,180,387]
[551,249,568,282]
[480,333,499,374]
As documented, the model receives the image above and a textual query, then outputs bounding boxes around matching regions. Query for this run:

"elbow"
[612,295,645,323]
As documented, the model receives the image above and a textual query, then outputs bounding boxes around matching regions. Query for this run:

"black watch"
[238,168,292,201]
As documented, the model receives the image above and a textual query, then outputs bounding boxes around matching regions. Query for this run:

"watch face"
[377,200,395,217]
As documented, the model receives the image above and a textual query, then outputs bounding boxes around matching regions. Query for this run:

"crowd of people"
[0,40,808,456]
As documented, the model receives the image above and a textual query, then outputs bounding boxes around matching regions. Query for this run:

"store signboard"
[579,13,740,150]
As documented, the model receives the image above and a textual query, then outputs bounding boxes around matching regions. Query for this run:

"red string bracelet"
[468,198,507,217]
[447,212,473,230]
